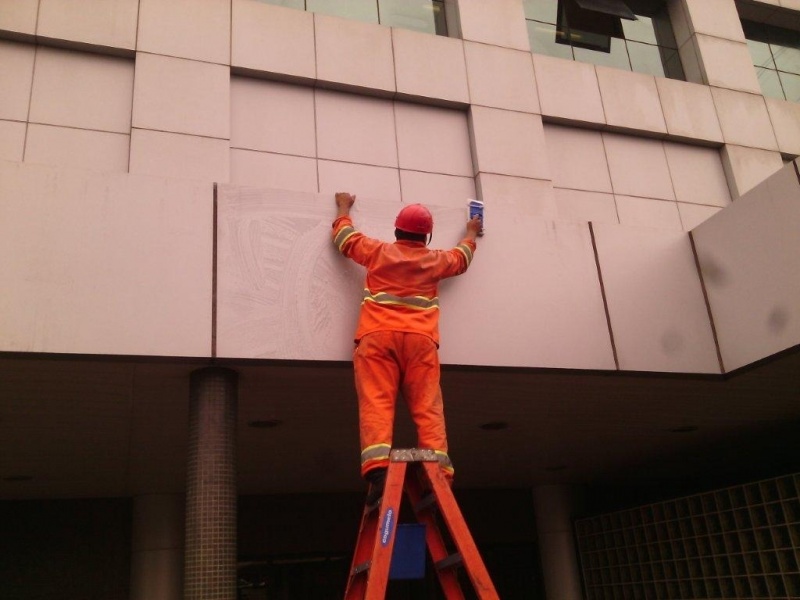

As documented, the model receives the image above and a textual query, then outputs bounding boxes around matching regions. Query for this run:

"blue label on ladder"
[380,508,395,546]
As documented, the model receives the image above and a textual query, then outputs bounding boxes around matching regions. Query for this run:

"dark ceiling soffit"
[575,0,637,20]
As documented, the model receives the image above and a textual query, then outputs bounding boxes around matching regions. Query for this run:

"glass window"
[527,20,573,60]
[742,19,800,103]
[779,71,800,102]
[573,37,631,70]
[773,45,800,76]
[379,0,444,36]
[306,0,378,24]
[258,0,447,36]
[755,67,786,100]
[524,0,684,80]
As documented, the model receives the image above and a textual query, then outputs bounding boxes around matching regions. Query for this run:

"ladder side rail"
[363,461,407,600]
[405,464,466,600]
[421,462,501,600]
[344,497,382,599]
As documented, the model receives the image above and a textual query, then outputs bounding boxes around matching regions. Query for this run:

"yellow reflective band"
[434,450,453,469]
[361,443,391,465]
[362,289,439,311]
[456,244,473,266]
[334,226,357,251]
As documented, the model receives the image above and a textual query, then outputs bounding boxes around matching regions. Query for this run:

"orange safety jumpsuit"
[332,216,476,481]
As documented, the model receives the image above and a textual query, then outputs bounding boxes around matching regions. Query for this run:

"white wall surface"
[692,161,800,372]
[0,161,213,357]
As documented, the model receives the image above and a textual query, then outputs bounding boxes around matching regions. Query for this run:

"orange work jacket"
[332,216,476,346]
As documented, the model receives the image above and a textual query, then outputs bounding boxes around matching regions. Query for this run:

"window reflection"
[258,0,447,36]
[379,0,444,36]
[743,19,800,103]
[306,0,378,24]
[524,0,684,80]
[779,71,800,102]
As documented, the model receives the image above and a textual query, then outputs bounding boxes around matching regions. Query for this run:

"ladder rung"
[352,560,371,575]
[435,552,463,571]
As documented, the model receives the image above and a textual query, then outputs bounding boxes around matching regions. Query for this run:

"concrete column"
[532,485,583,600]
[184,367,238,600]
[131,494,185,600]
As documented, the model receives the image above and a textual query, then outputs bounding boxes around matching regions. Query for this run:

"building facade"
[1,0,799,598]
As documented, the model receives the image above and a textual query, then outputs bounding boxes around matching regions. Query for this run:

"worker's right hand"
[466,215,482,238]
[335,192,356,210]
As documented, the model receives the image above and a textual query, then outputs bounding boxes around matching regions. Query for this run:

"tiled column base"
[131,494,184,600]
[184,368,238,600]
[533,484,584,600]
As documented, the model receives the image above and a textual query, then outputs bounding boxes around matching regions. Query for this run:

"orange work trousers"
[353,331,454,481]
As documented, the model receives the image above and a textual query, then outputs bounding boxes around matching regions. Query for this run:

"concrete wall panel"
[532,55,605,126]
[711,88,778,151]
[24,124,130,172]
[129,129,230,182]
[232,0,315,80]
[230,77,316,157]
[596,68,667,135]
[655,78,723,144]
[399,170,476,209]
[553,189,618,224]
[392,28,468,104]
[603,134,674,201]
[615,196,683,231]
[0,162,213,356]
[464,42,539,113]
[544,125,612,193]
[469,107,550,179]
[476,173,558,219]
[663,143,731,207]
[317,160,401,202]
[315,90,397,168]
[137,0,230,64]
[695,35,761,93]
[394,103,472,177]
[457,0,530,50]
[314,13,395,93]
[593,224,720,373]
[0,40,35,121]
[0,120,26,161]
[0,0,38,37]
[216,185,616,369]
[132,53,229,139]
[720,145,784,198]
[230,149,318,193]
[38,0,139,51]
[766,97,800,157]
[692,162,800,371]
[30,47,134,134]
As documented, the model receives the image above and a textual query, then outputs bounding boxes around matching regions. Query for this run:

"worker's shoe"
[365,467,387,505]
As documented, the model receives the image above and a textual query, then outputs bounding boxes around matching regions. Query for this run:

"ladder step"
[352,560,371,575]
[435,552,463,571]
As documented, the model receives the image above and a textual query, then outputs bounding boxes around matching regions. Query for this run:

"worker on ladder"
[332,192,482,496]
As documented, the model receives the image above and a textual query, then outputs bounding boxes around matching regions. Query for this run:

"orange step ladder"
[344,448,499,600]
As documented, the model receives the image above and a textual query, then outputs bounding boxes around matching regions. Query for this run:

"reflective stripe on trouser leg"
[353,332,401,478]
[399,333,454,479]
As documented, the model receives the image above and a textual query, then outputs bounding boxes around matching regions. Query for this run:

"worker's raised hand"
[335,192,356,209]
[466,215,482,239]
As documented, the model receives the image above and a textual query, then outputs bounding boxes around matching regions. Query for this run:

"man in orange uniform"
[332,192,481,492]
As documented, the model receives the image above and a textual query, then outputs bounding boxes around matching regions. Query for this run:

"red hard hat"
[395,204,433,235]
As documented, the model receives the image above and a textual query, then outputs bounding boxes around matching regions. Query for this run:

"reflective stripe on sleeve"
[362,289,439,311]
[334,226,358,251]
[455,243,473,266]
